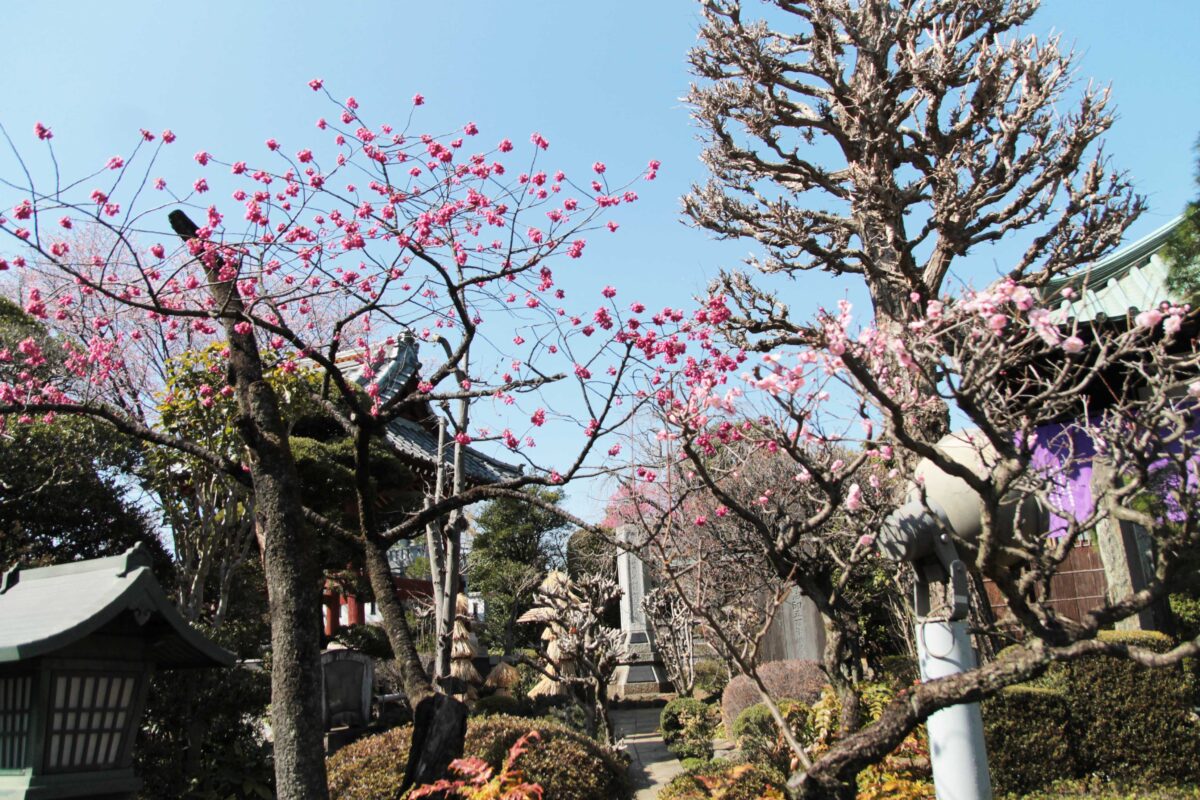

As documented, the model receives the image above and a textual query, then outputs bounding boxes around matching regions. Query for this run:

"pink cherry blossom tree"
[620,279,1200,798]
[0,87,674,796]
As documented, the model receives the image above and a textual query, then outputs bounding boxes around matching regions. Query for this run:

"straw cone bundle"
[483,660,521,697]
[450,593,483,700]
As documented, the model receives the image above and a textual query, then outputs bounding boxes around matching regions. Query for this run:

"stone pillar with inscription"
[612,525,671,697]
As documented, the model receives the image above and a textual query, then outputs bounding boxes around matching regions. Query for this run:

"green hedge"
[983,685,1073,794]
[693,659,729,699]
[1060,630,1200,783]
[732,699,812,775]
[988,631,1200,788]
[326,714,631,800]
[466,715,631,800]
[471,693,530,718]
[659,759,786,800]
[326,725,411,800]
[660,696,720,760]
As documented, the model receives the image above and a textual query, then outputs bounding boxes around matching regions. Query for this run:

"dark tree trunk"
[169,211,328,800]
[362,535,433,704]
[404,694,468,792]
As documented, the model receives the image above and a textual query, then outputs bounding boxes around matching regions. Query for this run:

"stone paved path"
[612,706,684,799]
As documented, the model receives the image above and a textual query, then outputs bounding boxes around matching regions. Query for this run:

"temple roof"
[1042,217,1184,322]
[337,335,522,485]
[0,545,234,668]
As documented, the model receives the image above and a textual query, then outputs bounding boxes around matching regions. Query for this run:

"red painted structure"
[323,576,434,636]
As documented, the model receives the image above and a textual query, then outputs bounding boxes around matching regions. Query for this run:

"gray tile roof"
[0,545,233,668]
[1042,217,1184,322]
[344,335,522,485]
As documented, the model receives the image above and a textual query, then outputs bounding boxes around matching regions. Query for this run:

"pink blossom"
[308,78,324,91]
[266,138,280,151]
[106,156,124,170]
[1164,314,1183,337]
[606,221,619,232]
[1061,336,1085,354]
[592,161,606,174]
[602,286,617,299]
[194,151,210,166]
[845,483,863,512]
[531,409,546,426]
[693,515,707,527]
[858,534,875,548]
[34,122,52,140]
[454,432,472,445]
[530,132,549,150]
[412,93,425,106]
[193,178,209,194]
[161,130,176,144]
[1135,309,1164,330]
[987,313,1008,333]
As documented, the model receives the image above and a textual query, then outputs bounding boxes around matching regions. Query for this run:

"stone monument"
[760,587,826,662]
[612,525,670,697]
[321,649,374,730]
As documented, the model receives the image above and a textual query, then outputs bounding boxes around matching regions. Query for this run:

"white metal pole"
[915,618,993,800]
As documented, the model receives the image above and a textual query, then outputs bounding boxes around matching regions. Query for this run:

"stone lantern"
[0,544,233,800]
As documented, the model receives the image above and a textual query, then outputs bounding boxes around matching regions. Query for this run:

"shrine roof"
[0,545,234,668]
[1042,217,1184,322]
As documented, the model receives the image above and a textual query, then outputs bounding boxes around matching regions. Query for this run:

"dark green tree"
[1165,136,1200,301]
[468,488,568,653]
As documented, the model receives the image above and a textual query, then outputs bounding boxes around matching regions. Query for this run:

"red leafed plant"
[409,731,543,800]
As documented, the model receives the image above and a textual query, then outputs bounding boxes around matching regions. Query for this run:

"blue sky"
[3,1,1199,521]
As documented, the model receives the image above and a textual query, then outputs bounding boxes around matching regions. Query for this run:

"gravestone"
[320,649,374,730]
[760,587,826,662]
[612,525,670,697]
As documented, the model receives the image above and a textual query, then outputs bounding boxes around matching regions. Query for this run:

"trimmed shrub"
[1060,629,1200,783]
[732,699,811,774]
[721,660,826,735]
[983,684,1073,794]
[659,760,786,800]
[678,757,711,774]
[331,623,394,659]
[471,693,529,718]
[327,715,631,800]
[878,654,919,689]
[661,697,707,743]
[693,659,729,699]
[662,697,721,760]
[327,725,412,800]
[531,694,591,734]
[466,715,632,800]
